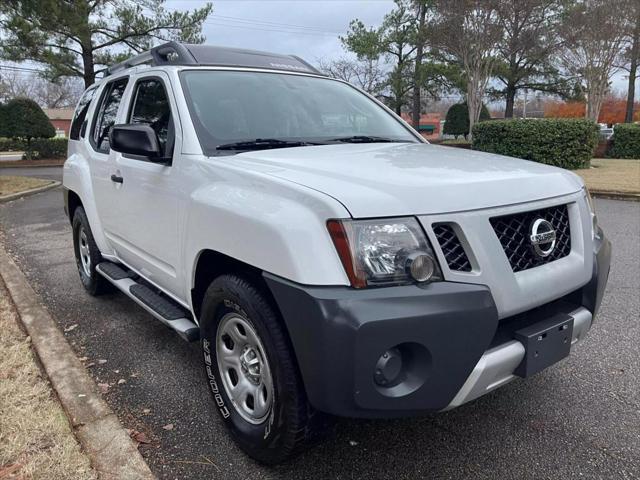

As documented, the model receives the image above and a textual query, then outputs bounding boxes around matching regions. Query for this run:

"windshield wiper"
[216,138,319,151]
[329,135,407,143]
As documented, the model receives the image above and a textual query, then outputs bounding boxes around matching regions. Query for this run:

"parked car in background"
[599,124,614,140]
[62,42,611,464]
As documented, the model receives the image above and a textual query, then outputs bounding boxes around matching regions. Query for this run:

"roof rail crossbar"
[106,51,153,76]
[106,41,197,76]
[105,41,324,77]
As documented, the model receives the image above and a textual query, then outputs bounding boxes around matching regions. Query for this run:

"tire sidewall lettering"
[203,302,275,439]
[203,338,231,419]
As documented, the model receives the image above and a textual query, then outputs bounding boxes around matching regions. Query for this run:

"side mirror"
[109,124,162,160]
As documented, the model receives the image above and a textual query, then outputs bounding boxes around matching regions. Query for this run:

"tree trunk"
[79,5,95,89]
[625,61,637,123]
[411,3,427,130]
[586,87,604,122]
[504,82,517,118]
[467,84,480,140]
[82,49,95,88]
[625,15,640,123]
[25,137,32,160]
[411,61,423,129]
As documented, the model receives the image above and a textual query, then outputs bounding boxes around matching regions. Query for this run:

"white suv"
[63,42,611,464]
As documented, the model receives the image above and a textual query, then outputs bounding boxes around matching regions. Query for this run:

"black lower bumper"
[582,227,612,319]
[264,231,611,418]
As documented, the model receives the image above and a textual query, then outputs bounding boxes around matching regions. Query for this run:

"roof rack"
[105,41,324,77]
[106,42,196,75]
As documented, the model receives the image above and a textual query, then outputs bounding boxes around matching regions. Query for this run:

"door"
[106,74,184,299]
[89,77,130,250]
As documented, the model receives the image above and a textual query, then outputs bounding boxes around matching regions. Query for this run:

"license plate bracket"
[514,313,574,378]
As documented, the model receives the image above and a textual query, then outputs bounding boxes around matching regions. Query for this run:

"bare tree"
[560,0,627,121]
[431,0,502,137]
[0,70,35,102]
[0,70,83,107]
[317,57,386,96]
[35,77,84,108]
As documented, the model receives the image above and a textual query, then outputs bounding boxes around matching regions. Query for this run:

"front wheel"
[200,274,328,464]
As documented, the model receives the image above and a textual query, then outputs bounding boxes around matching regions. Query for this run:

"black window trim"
[89,75,130,154]
[123,74,175,164]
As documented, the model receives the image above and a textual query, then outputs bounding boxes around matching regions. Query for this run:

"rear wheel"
[72,207,111,296]
[200,274,329,464]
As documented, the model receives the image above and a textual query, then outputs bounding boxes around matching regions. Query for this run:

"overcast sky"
[166,0,394,63]
[167,0,631,96]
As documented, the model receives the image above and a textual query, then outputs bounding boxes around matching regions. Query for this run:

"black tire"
[72,207,112,296]
[200,274,329,464]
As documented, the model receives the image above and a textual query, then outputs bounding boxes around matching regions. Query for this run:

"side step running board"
[96,262,199,342]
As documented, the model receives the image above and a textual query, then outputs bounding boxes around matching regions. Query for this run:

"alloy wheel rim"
[78,228,91,277]
[216,313,274,424]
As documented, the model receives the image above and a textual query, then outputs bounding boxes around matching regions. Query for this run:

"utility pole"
[523,89,528,119]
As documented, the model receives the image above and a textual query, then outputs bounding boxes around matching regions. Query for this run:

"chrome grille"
[432,224,472,272]
[490,204,571,272]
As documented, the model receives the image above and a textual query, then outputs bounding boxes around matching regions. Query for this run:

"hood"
[229,143,583,218]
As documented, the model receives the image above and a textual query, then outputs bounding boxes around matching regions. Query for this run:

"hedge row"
[609,123,640,159]
[0,137,68,159]
[472,119,598,169]
[0,137,27,152]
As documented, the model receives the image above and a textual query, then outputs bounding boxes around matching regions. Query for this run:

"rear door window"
[91,78,128,153]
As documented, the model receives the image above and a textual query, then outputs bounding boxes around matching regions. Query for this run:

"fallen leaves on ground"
[97,383,110,394]
[129,430,152,445]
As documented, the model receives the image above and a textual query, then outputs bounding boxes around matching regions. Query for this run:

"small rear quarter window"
[70,86,97,140]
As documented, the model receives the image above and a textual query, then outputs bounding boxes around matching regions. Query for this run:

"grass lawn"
[573,159,640,194]
[439,138,472,145]
[0,279,96,479]
[0,176,53,196]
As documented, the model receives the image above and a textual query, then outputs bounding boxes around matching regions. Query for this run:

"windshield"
[180,70,418,155]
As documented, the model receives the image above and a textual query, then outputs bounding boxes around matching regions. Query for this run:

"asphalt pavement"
[0,166,638,479]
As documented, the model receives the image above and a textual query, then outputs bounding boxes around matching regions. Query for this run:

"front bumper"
[264,230,611,418]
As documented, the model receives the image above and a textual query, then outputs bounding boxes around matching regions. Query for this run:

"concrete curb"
[590,191,640,202]
[0,180,61,203]
[0,162,65,168]
[0,243,155,480]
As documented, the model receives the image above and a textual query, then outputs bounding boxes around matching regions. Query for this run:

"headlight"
[584,187,598,238]
[327,217,442,288]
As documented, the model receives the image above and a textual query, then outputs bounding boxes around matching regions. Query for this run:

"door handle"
[110,174,124,184]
